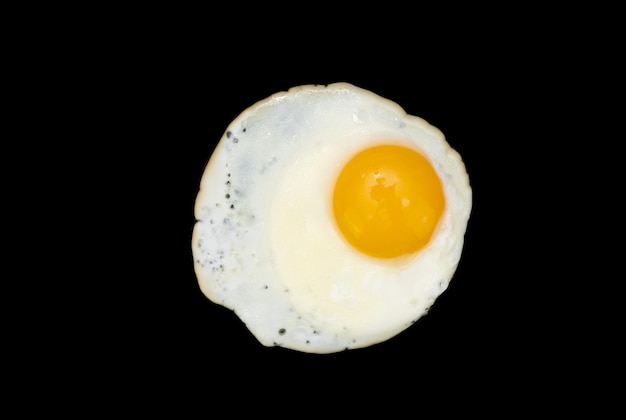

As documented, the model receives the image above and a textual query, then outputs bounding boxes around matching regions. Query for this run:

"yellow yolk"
[333,144,445,259]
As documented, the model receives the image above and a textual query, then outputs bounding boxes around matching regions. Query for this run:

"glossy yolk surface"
[333,144,445,259]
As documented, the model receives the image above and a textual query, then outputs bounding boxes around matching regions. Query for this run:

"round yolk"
[333,144,445,259]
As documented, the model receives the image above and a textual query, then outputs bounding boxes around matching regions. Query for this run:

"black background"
[51,10,615,410]
[10,4,622,414]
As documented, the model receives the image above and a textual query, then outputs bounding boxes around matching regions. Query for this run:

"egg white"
[192,83,472,353]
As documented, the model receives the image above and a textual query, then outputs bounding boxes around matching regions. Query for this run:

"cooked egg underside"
[193,83,472,353]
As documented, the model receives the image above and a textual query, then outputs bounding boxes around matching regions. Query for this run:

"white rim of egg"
[193,82,472,353]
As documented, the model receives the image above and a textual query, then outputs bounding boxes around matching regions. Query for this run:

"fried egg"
[192,83,472,353]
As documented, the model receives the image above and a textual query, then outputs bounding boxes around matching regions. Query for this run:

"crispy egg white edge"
[192,82,472,353]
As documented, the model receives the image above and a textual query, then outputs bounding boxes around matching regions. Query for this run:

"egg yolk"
[333,144,445,259]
